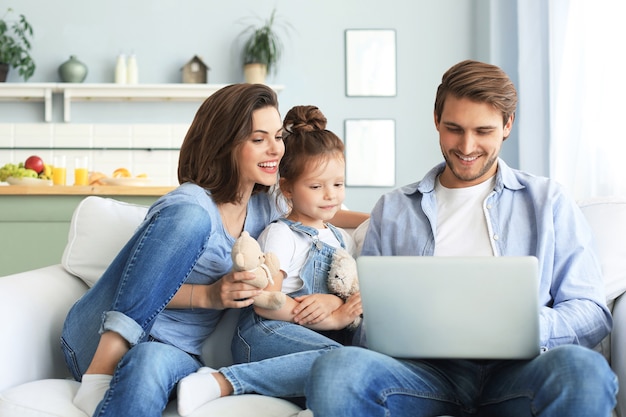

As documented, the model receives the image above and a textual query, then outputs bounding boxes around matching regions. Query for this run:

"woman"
[62,83,287,417]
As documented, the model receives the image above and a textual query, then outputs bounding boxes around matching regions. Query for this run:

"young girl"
[177,105,364,416]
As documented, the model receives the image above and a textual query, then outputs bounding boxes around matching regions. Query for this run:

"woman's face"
[238,106,285,190]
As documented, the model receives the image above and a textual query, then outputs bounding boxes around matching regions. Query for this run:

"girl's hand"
[334,292,363,328]
[311,292,363,330]
[206,270,263,310]
[292,293,343,325]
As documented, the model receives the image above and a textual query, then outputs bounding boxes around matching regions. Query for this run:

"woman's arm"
[166,270,264,310]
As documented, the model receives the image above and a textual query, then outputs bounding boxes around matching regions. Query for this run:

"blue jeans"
[221,219,352,398]
[306,345,618,416]
[61,203,210,417]
[225,308,345,397]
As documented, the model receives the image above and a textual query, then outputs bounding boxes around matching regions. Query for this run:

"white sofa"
[0,197,304,417]
[0,196,625,416]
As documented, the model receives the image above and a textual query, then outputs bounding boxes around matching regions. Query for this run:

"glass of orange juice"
[52,155,67,186]
[74,156,89,186]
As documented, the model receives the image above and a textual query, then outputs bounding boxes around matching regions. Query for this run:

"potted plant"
[0,8,35,82]
[238,9,290,84]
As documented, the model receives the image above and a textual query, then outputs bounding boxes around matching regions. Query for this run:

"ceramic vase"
[243,63,267,84]
[58,55,88,83]
[0,63,8,82]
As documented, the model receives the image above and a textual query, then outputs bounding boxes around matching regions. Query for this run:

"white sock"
[177,367,221,416]
[73,373,112,416]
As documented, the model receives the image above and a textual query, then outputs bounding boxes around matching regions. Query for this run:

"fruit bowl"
[5,177,53,186]
[99,177,151,186]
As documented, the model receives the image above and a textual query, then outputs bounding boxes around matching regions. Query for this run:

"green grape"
[0,163,37,181]
[0,163,17,181]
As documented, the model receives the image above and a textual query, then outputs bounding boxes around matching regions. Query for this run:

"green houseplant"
[238,9,290,83]
[0,8,35,82]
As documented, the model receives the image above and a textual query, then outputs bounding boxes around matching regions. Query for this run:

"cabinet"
[0,186,174,276]
[0,83,285,122]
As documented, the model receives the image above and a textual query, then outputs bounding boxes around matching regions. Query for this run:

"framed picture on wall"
[345,29,397,97]
[345,119,395,187]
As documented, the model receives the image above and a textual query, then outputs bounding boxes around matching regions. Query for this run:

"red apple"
[24,155,44,174]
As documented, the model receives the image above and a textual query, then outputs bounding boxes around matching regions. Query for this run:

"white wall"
[0,0,492,212]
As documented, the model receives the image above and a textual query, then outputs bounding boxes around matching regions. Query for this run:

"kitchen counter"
[0,186,175,277]
[0,185,175,195]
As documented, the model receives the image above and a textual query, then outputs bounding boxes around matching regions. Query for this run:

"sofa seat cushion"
[0,379,83,417]
[0,379,302,417]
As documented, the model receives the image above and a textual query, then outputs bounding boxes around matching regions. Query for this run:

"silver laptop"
[357,256,540,360]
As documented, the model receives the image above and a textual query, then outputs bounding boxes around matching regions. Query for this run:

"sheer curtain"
[549,1,626,199]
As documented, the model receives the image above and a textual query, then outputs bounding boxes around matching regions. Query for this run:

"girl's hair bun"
[283,105,327,134]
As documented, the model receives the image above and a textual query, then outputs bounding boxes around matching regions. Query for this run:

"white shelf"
[0,83,54,121]
[0,83,285,122]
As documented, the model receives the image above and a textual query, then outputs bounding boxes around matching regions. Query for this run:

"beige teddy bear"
[327,247,361,329]
[231,231,286,310]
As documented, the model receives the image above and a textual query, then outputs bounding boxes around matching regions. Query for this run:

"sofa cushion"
[578,197,626,302]
[61,196,148,287]
[0,379,302,417]
[0,379,84,417]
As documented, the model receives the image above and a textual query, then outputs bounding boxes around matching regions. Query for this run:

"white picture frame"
[345,119,395,187]
[345,29,397,97]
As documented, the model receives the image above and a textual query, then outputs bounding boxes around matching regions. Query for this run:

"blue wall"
[1,0,519,212]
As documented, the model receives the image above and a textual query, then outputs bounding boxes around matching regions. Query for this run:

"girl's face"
[238,106,285,191]
[281,154,345,229]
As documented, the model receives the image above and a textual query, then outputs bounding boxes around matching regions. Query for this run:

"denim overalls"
[279,218,347,298]
[230,218,350,368]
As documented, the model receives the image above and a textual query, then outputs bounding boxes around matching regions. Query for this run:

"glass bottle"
[115,54,127,84]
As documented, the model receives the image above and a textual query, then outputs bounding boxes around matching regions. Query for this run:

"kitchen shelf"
[0,83,54,122]
[0,83,285,122]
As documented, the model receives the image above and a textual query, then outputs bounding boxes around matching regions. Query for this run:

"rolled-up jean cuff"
[100,311,145,346]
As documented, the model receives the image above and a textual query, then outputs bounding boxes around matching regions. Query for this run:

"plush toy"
[231,231,286,310]
[327,247,361,329]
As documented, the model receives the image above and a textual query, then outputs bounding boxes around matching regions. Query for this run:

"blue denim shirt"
[362,159,612,351]
[149,183,281,354]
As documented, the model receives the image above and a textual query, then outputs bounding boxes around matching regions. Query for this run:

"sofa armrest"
[0,265,88,392]
[611,292,626,417]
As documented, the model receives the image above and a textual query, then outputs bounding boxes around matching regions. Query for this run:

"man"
[305,60,618,416]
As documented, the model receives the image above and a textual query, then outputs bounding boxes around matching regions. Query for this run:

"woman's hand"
[292,293,343,325]
[206,270,263,310]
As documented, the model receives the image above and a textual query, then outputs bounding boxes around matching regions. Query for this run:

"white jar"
[115,54,127,84]
[126,54,138,84]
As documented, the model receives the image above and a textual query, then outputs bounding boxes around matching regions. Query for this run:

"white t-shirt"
[433,175,496,256]
[257,221,356,294]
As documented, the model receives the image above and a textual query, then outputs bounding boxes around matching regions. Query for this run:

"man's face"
[435,95,513,188]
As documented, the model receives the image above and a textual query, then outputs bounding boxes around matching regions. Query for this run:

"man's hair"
[177,83,279,204]
[434,60,518,126]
